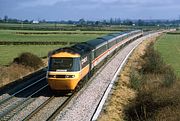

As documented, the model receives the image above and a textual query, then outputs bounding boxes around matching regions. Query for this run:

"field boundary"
[15,32,110,35]
[0,41,78,45]
[167,32,180,34]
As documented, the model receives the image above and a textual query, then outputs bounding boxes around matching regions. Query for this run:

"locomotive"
[47,30,143,91]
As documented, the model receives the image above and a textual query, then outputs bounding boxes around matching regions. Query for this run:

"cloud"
[18,0,179,8]
[89,0,177,6]
[2,0,180,20]
[19,0,70,8]
[90,0,119,3]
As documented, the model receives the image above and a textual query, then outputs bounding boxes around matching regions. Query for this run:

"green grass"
[0,23,75,28]
[0,23,127,31]
[0,23,163,31]
[0,30,109,42]
[0,45,64,65]
[154,34,180,77]
[0,30,109,65]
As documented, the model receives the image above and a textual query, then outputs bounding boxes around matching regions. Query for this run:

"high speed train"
[47,30,143,91]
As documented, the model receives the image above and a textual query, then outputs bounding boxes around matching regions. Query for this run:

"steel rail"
[0,76,46,105]
[91,32,161,121]
[46,32,144,121]
[0,31,147,121]
[46,93,75,121]
[0,84,48,121]
[22,96,55,121]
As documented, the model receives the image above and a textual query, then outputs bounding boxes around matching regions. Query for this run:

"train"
[46,30,143,91]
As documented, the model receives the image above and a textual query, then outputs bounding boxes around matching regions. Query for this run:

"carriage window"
[95,44,107,58]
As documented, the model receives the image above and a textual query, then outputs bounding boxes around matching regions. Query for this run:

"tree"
[95,21,100,25]
[23,19,29,24]
[67,20,73,24]
[78,18,86,25]
[0,17,2,23]
[102,20,107,25]
[123,19,133,25]
[110,18,113,25]
[4,15,8,22]
[137,19,144,26]
[41,19,46,23]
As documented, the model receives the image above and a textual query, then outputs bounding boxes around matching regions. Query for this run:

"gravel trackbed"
[53,33,161,121]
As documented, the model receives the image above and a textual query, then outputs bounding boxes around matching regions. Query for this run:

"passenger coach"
[47,30,143,91]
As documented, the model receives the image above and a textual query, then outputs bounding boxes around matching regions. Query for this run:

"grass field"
[0,30,110,42]
[0,30,109,65]
[0,23,122,31]
[0,23,163,31]
[0,23,75,30]
[0,45,65,65]
[0,23,75,28]
[154,34,180,77]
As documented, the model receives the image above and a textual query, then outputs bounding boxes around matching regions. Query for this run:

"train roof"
[109,31,127,37]
[97,35,115,41]
[71,43,92,54]
[49,30,142,57]
[109,33,120,37]
[48,47,77,56]
[85,38,107,48]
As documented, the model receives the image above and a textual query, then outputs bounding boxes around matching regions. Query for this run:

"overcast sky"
[0,0,180,21]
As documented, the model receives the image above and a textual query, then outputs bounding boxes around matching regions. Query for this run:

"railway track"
[0,69,46,102]
[0,76,46,104]
[0,44,119,121]
[51,31,164,121]
[0,69,88,121]
[0,84,48,121]
[21,75,92,121]
[0,69,47,121]
[91,33,150,120]
[22,96,55,121]
[0,31,162,121]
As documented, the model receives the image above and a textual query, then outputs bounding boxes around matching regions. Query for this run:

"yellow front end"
[47,71,80,90]
[47,51,81,91]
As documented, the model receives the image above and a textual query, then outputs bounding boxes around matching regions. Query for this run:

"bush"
[125,92,155,121]
[141,43,164,74]
[130,69,141,90]
[13,52,44,69]
[125,79,180,121]
[126,41,179,121]
[141,42,176,87]
[163,65,176,87]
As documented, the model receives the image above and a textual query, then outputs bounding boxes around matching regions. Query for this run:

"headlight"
[65,75,75,78]
[48,75,56,78]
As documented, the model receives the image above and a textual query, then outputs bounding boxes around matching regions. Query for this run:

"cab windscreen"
[48,57,80,72]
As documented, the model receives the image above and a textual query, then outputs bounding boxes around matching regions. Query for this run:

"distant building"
[32,20,39,24]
